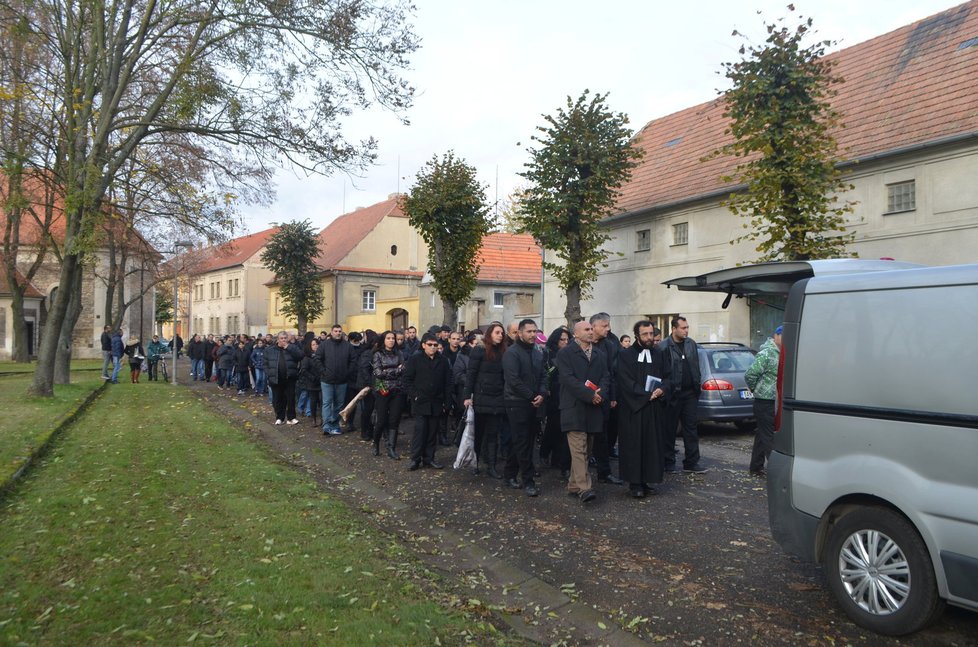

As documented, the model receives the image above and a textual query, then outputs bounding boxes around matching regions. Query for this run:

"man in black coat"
[100,325,113,379]
[656,315,706,472]
[316,324,355,435]
[403,332,451,470]
[591,312,624,485]
[556,320,611,504]
[203,334,216,382]
[502,319,548,497]
[617,320,668,497]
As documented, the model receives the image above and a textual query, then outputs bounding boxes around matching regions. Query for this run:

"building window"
[636,229,651,252]
[362,289,376,312]
[886,180,915,214]
[215,282,221,299]
[233,278,240,296]
[390,244,398,256]
[493,291,505,308]
[209,283,214,299]
[672,222,688,246]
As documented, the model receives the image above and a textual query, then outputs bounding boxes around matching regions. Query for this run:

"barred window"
[636,229,651,252]
[886,180,915,213]
[672,222,688,246]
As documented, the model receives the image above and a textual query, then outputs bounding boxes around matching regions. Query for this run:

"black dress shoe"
[643,484,659,495]
[560,469,570,481]
[507,478,522,489]
[630,487,646,498]
[408,460,421,471]
[598,474,624,485]
[486,466,503,480]
[425,460,444,470]
[684,464,708,473]
[525,484,539,497]
[579,489,596,503]
[749,469,767,477]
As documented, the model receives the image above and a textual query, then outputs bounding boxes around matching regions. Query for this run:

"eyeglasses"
[424,342,439,347]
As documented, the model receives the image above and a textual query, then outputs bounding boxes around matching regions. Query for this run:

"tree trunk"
[564,282,582,329]
[441,299,458,331]
[29,252,80,397]
[54,268,83,385]
[296,313,307,336]
[8,288,32,363]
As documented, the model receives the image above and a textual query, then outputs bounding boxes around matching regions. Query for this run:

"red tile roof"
[476,232,542,285]
[194,226,280,273]
[615,1,978,216]
[314,196,405,270]
[0,262,44,299]
[0,171,159,254]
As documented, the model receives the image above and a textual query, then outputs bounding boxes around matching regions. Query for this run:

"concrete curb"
[0,381,108,497]
[186,381,651,647]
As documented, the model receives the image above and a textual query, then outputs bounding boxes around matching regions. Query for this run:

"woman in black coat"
[265,331,303,425]
[298,338,323,427]
[372,331,406,459]
[463,323,509,478]
[124,337,145,384]
[539,326,571,475]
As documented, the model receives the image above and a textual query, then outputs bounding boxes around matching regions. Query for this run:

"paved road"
[191,382,978,646]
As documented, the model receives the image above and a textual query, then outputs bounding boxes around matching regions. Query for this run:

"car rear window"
[705,350,756,372]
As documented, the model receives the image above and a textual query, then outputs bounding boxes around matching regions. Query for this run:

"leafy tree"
[518,91,642,326]
[714,7,855,261]
[404,152,491,330]
[261,221,324,336]
[9,0,417,396]
[155,288,174,330]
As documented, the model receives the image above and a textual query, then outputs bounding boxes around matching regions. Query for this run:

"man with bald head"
[555,320,611,504]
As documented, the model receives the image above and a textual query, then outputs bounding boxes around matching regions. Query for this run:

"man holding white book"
[616,320,668,497]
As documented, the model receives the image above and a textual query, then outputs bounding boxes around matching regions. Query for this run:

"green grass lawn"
[0,375,104,484]
[0,382,520,645]
[0,358,105,374]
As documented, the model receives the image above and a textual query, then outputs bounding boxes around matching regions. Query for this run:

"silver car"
[695,342,757,430]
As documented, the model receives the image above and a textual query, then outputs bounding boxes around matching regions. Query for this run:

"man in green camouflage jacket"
[744,325,782,476]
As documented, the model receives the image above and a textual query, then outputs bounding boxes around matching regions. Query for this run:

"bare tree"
[14,0,418,396]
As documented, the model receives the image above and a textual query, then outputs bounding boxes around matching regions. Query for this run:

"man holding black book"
[555,320,611,504]
[616,320,667,497]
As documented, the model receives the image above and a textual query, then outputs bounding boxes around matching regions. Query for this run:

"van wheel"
[823,506,944,635]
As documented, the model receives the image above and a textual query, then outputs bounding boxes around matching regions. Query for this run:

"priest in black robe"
[616,320,668,497]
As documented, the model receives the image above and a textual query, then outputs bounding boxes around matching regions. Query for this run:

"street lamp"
[171,240,194,385]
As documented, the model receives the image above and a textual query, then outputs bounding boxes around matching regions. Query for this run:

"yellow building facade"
[266,195,426,334]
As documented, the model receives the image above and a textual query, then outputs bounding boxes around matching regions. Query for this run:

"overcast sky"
[236,0,964,234]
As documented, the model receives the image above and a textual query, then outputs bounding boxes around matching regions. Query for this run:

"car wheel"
[734,420,756,431]
[823,506,945,636]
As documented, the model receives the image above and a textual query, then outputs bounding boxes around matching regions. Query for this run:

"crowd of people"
[100,315,781,504]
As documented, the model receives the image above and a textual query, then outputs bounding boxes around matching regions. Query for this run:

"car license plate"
[739,389,754,400]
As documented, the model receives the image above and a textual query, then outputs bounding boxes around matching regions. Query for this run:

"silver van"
[666,260,978,635]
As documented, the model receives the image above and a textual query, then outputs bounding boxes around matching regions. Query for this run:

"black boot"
[485,436,502,479]
[387,428,400,460]
[373,435,381,457]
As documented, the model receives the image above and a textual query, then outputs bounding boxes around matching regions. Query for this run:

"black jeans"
[373,391,404,445]
[271,379,297,422]
[360,392,375,438]
[750,399,776,471]
[662,391,700,468]
[410,413,440,464]
[147,360,158,381]
[504,403,537,485]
